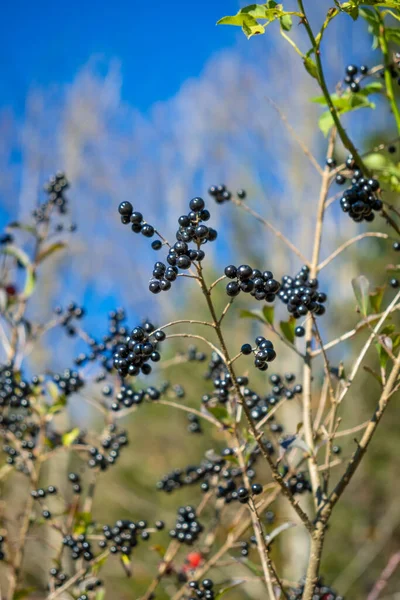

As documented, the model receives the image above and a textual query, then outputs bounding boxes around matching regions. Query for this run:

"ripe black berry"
[118,201,133,216]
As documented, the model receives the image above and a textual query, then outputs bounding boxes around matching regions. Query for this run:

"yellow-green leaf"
[62,427,80,447]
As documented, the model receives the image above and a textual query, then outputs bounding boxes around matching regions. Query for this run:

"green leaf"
[62,427,80,447]
[121,553,132,577]
[240,309,266,323]
[370,285,386,313]
[385,27,400,44]
[217,4,299,38]
[73,511,92,535]
[279,317,296,344]
[262,305,274,325]
[95,590,105,600]
[1,245,36,298]
[36,242,66,264]
[7,222,37,236]
[303,56,318,80]
[364,154,400,192]
[375,339,391,369]
[206,405,231,424]
[363,364,383,386]
[46,381,67,415]
[13,587,37,600]
[215,580,246,599]
[352,275,371,316]
[280,13,292,30]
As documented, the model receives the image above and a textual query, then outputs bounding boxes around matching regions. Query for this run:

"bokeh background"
[1,0,400,598]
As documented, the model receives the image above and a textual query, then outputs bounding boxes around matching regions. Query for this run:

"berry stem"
[297,0,370,176]
[230,196,310,266]
[378,12,400,136]
[317,232,389,271]
[196,263,314,534]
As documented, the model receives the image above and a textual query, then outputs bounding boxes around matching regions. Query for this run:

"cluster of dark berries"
[157,453,229,494]
[53,369,85,397]
[49,568,70,589]
[0,535,5,561]
[187,579,215,600]
[208,183,246,204]
[118,201,155,238]
[68,472,82,494]
[289,577,343,600]
[169,506,203,545]
[0,364,32,409]
[187,413,202,434]
[238,537,257,557]
[113,321,165,377]
[148,197,217,295]
[54,302,85,336]
[185,345,206,362]
[0,233,13,245]
[224,264,280,301]
[343,64,368,93]
[338,162,382,222]
[33,173,70,222]
[284,471,312,496]
[110,382,165,411]
[87,428,128,470]
[278,266,327,319]
[245,372,302,424]
[241,337,276,371]
[62,534,94,561]
[75,308,128,371]
[31,485,57,500]
[101,519,157,555]
[1,414,38,471]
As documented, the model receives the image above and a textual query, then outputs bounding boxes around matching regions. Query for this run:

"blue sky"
[1,0,240,115]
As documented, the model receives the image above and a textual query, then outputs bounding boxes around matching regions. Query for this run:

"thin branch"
[265,96,323,176]
[318,232,389,271]
[230,197,310,265]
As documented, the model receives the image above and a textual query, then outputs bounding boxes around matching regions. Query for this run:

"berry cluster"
[68,472,82,494]
[284,471,312,496]
[187,413,202,434]
[148,197,217,295]
[31,485,58,499]
[33,173,70,223]
[0,364,32,409]
[88,427,128,470]
[75,308,128,371]
[54,302,85,337]
[289,578,343,600]
[1,414,38,470]
[53,369,85,397]
[246,372,302,422]
[278,266,327,319]
[118,201,155,238]
[0,535,5,561]
[110,382,163,410]
[62,534,94,562]
[241,336,276,371]
[169,506,203,545]
[101,519,157,555]
[49,569,70,589]
[343,64,368,93]
[338,161,382,222]
[208,183,246,203]
[224,264,280,301]
[157,446,262,504]
[238,537,257,557]
[187,579,215,600]
[112,321,165,377]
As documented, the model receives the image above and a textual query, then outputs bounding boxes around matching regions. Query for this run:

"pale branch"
[230,196,310,265]
[318,232,389,271]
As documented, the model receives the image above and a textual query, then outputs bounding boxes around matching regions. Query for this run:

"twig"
[318,232,389,271]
